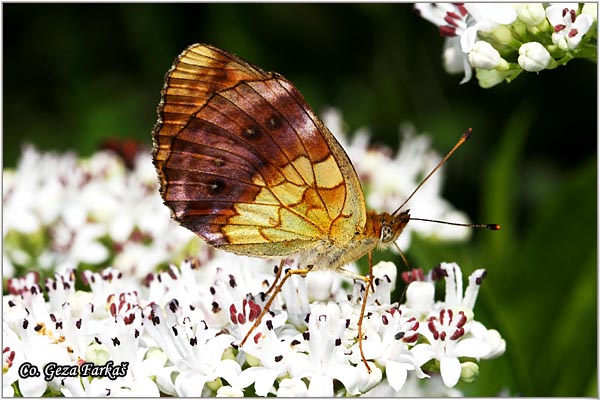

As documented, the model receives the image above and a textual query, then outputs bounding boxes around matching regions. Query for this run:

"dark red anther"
[456,311,467,328]
[410,320,420,331]
[382,315,389,325]
[439,25,457,37]
[142,273,154,287]
[450,327,465,340]
[124,313,135,325]
[403,332,419,343]
[249,301,261,322]
[253,332,262,344]
[563,8,577,23]
[402,268,424,284]
[444,15,460,27]
[110,303,117,317]
[229,304,238,324]
[456,4,468,16]
[428,319,439,340]
[440,331,447,341]
[554,24,566,32]
[237,313,246,325]
[476,270,488,285]
[569,28,578,38]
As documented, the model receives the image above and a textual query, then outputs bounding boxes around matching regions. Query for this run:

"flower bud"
[518,42,551,72]
[475,68,511,88]
[514,3,546,26]
[460,361,479,383]
[206,378,223,393]
[406,281,434,315]
[582,3,597,23]
[146,347,168,366]
[216,385,244,397]
[468,41,507,70]
[490,25,514,46]
[85,342,110,366]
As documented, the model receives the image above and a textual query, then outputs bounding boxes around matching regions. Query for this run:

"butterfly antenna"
[392,128,472,217]
[409,217,501,230]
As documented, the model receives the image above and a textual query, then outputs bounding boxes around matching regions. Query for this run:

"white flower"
[468,40,508,69]
[144,303,240,397]
[546,4,594,50]
[410,264,505,388]
[518,42,552,72]
[514,3,547,26]
[415,3,516,83]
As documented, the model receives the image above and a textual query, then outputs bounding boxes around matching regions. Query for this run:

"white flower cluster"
[3,111,492,396]
[415,3,597,88]
[3,256,505,396]
[2,145,202,279]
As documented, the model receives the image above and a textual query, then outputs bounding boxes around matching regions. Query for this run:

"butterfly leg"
[356,250,374,373]
[338,256,375,373]
[240,265,312,347]
[264,259,286,299]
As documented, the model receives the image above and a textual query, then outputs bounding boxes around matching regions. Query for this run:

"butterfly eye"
[380,224,394,243]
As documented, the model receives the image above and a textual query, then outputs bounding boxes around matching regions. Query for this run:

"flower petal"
[174,370,209,396]
[386,360,408,391]
[455,337,492,358]
[238,366,278,396]
[307,374,333,397]
[440,355,461,387]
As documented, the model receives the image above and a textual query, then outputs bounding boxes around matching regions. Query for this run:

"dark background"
[3,4,597,396]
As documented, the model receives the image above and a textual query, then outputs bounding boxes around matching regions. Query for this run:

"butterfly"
[152,44,499,371]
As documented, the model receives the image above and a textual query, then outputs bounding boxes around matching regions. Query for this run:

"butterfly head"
[378,209,411,244]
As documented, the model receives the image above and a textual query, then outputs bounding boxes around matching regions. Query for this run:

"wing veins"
[276,78,351,216]
[209,88,312,189]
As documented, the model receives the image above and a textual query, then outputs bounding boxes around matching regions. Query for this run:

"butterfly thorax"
[304,209,410,272]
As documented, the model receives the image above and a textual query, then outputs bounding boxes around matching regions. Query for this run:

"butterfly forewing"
[152,44,367,258]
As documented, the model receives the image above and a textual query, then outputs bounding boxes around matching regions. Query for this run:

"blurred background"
[3,3,597,396]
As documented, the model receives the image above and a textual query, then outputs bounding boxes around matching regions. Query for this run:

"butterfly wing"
[152,44,366,257]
